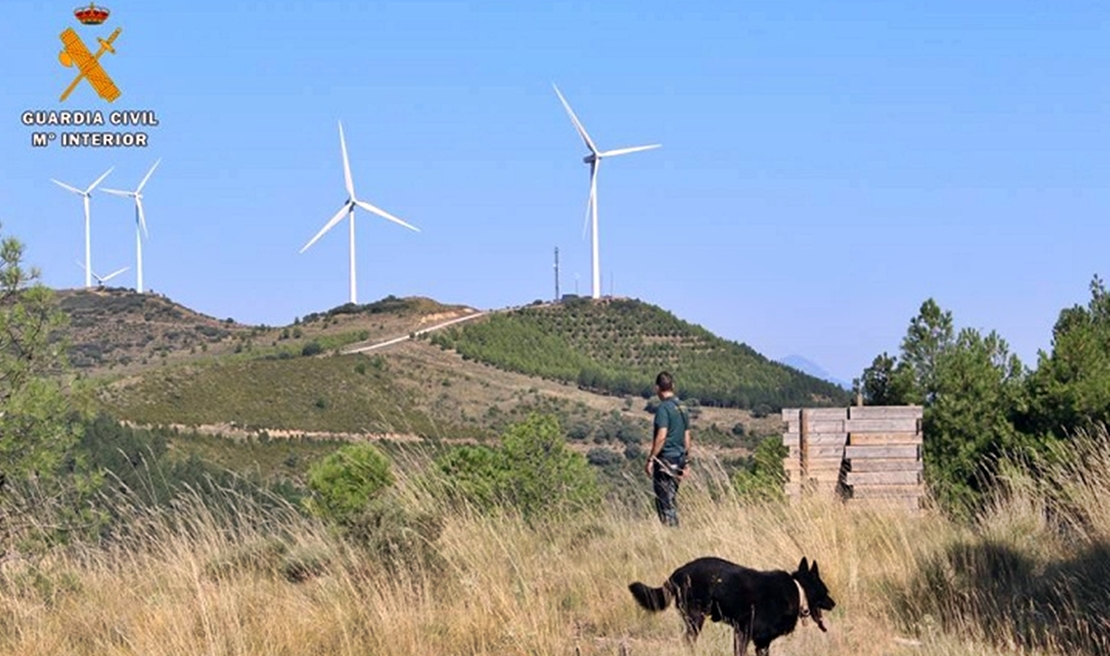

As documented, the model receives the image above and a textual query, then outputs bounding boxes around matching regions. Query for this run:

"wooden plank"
[781,409,801,422]
[788,419,845,433]
[845,418,920,434]
[845,445,920,460]
[784,458,843,470]
[787,472,835,484]
[846,485,924,500]
[788,445,847,459]
[782,432,848,447]
[802,408,849,420]
[848,406,923,420]
[848,432,922,446]
[846,459,923,473]
[845,471,922,486]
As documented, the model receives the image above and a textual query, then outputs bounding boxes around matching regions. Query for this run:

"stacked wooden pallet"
[781,406,925,510]
[782,408,849,499]
[842,406,923,510]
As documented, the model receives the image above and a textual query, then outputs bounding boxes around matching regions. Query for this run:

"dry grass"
[3,435,1109,656]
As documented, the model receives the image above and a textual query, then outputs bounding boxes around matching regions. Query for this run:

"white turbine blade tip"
[137,159,161,192]
[599,144,662,157]
[301,203,351,252]
[100,188,130,197]
[552,84,598,154]
[354,200,420,232]
[52,179,82,194]
[337,121,355,198]
[86,167,114,193]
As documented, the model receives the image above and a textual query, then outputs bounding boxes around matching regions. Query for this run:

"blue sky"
[2,1,1108,384]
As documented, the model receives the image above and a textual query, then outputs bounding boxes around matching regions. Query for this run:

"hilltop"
[58,288,474,374]
[430,296,850,411]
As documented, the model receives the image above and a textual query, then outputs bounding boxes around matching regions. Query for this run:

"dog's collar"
[792,578,811,625]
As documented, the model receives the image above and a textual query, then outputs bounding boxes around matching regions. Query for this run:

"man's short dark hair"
[655,371,674,392]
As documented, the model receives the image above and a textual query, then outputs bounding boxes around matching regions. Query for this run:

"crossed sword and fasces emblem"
[58,26,121,102]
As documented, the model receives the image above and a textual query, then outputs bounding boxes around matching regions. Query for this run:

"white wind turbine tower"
[300,121,419,305]
[553,84,660,299]
[101,159,160,293]
[51,167,114,288]
[76,261,129,286]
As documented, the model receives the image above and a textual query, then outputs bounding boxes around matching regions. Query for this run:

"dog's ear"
[798,557,809,573]
[811,560,820,577]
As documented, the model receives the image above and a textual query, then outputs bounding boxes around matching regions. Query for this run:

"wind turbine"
[51,167,114,288]
[101,159,160,293]
[76,260,129,286]
[553,84,660,299]
[300,121,419,305]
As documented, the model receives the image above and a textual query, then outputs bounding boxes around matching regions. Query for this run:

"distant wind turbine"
[76,260,129,286]
[553,84,660,299]
[300,121,419,305]
[51,167,113,288]
[101,159,160,293]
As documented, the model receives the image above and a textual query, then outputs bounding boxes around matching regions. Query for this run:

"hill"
[58,288,474,374]
[429,297,850,411]
[57,290,804,469]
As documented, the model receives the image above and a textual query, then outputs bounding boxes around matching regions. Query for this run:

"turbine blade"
[338,121,355,199]
[75,259,86,270]
[137,159,161,192]
[100,188,131,197]
[52,179,83,195]
[300,203,352,253]
[135,197,149,239]
[102,267,128,281]
[552,84,598,154]
[599,144,662,157]
[354,200,420,232]
[84,166,115,194]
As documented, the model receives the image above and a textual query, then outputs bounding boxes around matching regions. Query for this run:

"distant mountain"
[777,355,851,390]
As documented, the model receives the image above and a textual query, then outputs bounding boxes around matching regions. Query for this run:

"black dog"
[628,556,835,655]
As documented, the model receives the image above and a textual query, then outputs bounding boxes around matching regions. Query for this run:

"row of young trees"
[433,299,850,410]
[856,276,1110,513]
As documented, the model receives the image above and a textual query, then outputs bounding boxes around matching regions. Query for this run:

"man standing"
[645,371,691,526]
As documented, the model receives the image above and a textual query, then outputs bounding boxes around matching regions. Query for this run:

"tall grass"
[3,430,1109,655]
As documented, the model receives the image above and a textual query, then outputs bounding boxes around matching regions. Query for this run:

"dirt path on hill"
[120,421,483,445]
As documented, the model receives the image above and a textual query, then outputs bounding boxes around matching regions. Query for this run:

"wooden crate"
[781,406,925,511]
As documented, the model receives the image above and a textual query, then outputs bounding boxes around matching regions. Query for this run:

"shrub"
[435,414,600,520]
[340,496,445,574]
[301,341,323,357]
[586,448,622,468]
[305,443,394,522]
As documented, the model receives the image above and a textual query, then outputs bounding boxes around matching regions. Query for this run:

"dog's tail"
[628,581,672,612]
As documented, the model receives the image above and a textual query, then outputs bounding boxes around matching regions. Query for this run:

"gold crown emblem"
[74,3,110,25]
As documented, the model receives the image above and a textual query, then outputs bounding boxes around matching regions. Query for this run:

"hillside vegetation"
[431,297,850,410]
[97,355,444,437]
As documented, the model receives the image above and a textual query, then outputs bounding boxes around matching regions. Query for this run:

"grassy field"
[3,432,1108,656]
